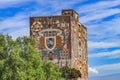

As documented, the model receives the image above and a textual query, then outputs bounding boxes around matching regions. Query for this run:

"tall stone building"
[30,9,88,80]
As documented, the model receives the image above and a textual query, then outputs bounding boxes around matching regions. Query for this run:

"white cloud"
[0,0,33,9]
[90,63,120,77]
[89,50,120,58]
[0,12,29,39]
[35,0,85,14]
[96,63,120,71]
[78,0,120,14]
[87,16,120,33]
[0,14,28,31]
[85,16,120,45]
[77,0,120,24]
[10,27,29,40]
[88,41,120,49]
[0,0,83,10]
[80,8,120,23]
[89,66,99,74]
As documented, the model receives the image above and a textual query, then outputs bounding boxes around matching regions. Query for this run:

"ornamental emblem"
[38,29,63,51]
[45,37,56,51]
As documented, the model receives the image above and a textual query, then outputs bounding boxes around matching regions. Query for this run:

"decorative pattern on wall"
[30,16,71,66]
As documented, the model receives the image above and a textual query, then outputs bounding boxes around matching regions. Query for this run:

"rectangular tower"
[30,9,88,80]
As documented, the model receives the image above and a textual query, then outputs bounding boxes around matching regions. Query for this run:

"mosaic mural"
[30,16,71,66]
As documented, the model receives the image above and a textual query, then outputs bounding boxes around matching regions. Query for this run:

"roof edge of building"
[78,22,87,30]
[30,15,71,18]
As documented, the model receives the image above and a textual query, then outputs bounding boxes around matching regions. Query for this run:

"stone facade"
[30,9,88,80]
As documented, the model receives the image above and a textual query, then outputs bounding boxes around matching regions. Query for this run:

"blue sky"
[0,0,120,79]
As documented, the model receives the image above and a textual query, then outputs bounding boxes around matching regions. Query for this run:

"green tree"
[43,60,64,80]
[0,33,64,80]
[61,66,81,80]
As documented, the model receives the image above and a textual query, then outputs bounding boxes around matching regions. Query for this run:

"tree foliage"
[0,33,64,80]
[61,66,81,79]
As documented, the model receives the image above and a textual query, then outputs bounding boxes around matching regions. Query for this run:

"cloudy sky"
[0,0,120,79]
